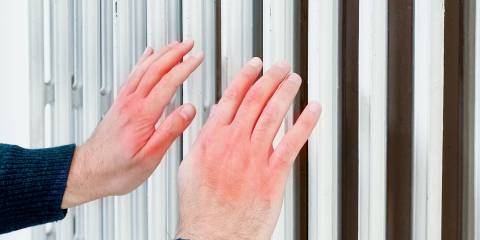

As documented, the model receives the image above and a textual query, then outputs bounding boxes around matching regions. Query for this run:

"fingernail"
[182,39,194,45]
[166,41,179,48]
[194,51,205,59]
[288,73,302,84]
[247,57,262,68]
[169,40,179,45]
[277,60,290,68]
[143,47,153,55]
[180,104,196,119]
[308,101,322,114]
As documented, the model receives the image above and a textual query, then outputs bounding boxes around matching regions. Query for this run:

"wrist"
[176,226,212,240]
[176,229,199,240]
[176,225,245,240]
[61,145,99,208]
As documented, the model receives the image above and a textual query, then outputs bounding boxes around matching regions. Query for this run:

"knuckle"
[282,140,296,153]
[159,76,179,92]
[260,107,278,126]
[243,87,262,104]
[147,62,163,76]
[272,153,290,169]
[176,111,190,122]
[299,115,316,130]
[163,123,180,140]
[223,88,240,101]
[162,72,175,85]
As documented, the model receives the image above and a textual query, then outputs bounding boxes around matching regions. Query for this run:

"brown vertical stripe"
[289,1,308,238]
[293,0,309,239]
[340,0,359,239]
[442,0,465,239]
[215,0,222,102]
[387,1,413,239]
[252,0,263,59]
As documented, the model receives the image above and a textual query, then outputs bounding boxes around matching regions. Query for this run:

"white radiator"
[27,0,477,239]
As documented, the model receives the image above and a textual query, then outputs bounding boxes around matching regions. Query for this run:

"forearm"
[0,144,75,234]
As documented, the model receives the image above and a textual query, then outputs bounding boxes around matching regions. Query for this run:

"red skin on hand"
[177,58,321,239]
[62,41,203,208]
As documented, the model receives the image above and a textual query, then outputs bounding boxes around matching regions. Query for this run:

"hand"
[61,40,204,208]
[176,58,321,239]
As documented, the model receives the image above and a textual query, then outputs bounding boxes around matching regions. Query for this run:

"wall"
[0,0,32,240]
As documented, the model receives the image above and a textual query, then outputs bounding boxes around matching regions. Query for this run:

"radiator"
[27,0,477,239]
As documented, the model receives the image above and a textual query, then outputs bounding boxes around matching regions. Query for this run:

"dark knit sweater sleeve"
[0,144,76,234]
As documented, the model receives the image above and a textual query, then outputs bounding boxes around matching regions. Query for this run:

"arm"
[0,40,203,233]
[0,144,75,233]
[176,58,321,239]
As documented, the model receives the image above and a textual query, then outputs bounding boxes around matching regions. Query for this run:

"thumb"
[136,104,196,166]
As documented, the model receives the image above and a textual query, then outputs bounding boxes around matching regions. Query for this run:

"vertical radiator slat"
[72,0,84,237]
[112,0,147,239]
[220,0,255,91]
[130,1,148,239]
[358,0,387,239]
[182,0,216,153]
[100,1,115,238]
[28,1,48,239]
[100,0,115,240]
[412,0,445,239]
[112,0,133,237]
[308,0,340,239]
[263,1,295,239]
[28,0,46,150]
[146,1,182,239]
[52,0,75,238]
[80,0,102,239]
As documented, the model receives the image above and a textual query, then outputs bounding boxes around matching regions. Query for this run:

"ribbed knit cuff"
[0,144,76,234]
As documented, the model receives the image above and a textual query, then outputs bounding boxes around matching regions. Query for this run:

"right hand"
[176,58,322,239]
[62,40,204,208]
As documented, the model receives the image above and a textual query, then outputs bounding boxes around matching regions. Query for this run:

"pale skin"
[176,58,321,239]
[62,41,321,239]
[62,40,204,207]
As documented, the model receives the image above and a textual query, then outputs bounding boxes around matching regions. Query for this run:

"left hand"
[176,59,321,239]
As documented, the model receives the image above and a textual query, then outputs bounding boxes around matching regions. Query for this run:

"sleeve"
[0,144,76,234]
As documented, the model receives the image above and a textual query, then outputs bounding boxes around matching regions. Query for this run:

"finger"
[136,40,195,96]
[120,41,179,96]
[251,73,302,150]
[199,104,219,134]
[232,61,291,131]
[212,57,263,125]
[138,47,154,64]
[136,104,196,166]
[144,52,204,120]
[125,47,153,81]
[210,104,217,115]
[270,102,321,171]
